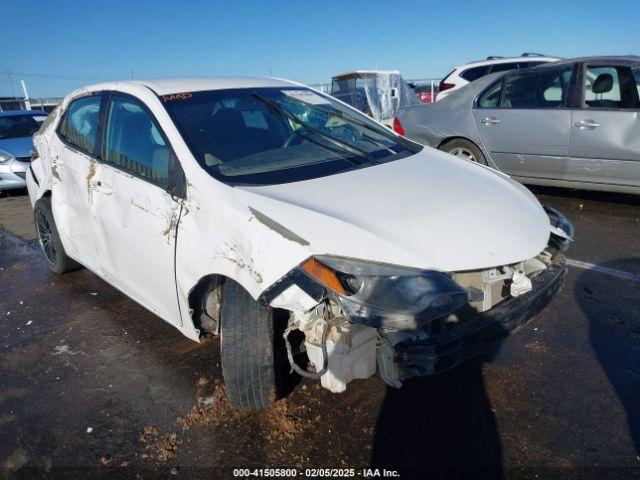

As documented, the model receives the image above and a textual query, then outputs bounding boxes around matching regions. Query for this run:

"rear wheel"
[34,197,81,274]
[440,138,487,165]
[220,279,280,410]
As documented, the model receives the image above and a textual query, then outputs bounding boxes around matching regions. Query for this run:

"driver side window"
[103,95,171,186]
[584,65,640,109]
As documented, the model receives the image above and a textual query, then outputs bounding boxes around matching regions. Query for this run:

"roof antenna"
[130,69,134,80]
[268,67,273,77]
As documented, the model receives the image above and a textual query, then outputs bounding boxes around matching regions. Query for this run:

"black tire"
[220,279,279,410]
[34,197,81,274]
[440,138,488,165]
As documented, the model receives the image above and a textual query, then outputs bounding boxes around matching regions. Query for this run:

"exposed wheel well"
[42,190,52,198]
[437,136,481,151]
[437,136,493,167]
[188,274,226,338]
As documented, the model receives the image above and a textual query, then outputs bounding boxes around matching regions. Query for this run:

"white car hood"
[236,149,550,272]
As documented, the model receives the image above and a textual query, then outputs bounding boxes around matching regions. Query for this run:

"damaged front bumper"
[379,256,566,386]
[264,206,572,392]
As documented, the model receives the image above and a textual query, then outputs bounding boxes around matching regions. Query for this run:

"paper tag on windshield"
[283,89,330,105]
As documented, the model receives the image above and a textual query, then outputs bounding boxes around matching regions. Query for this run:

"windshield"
[0,114,44,140]
[162,87,420,186]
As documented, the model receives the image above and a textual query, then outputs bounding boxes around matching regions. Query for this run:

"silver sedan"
[396,56,640,195]
[0,110,47,191]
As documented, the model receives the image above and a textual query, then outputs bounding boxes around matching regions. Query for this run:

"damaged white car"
[27,77,573,410]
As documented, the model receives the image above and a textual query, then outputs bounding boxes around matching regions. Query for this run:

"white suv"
[436,53,560,101]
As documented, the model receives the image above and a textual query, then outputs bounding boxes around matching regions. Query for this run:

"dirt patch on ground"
[137,377,327,468]
[138,425,182,463]
[180,378,244,431]
[524,341,551,354]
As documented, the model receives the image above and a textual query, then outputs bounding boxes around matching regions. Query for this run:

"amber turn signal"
[302,258,346,295]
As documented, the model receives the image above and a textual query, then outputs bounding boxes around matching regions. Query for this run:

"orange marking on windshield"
[162,92,193,102]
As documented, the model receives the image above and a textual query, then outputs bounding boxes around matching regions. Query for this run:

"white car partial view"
[436,53,560,101]
[27,77,573,410]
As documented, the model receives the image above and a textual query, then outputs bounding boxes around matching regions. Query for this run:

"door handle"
[574,119,600,130]
[481,116,500,125]
[89,179,113,195]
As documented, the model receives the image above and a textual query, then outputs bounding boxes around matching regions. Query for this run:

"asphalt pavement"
[1,186,639,479]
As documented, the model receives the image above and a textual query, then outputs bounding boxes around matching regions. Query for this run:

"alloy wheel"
[448,147,477,162]
[36,209,57,266]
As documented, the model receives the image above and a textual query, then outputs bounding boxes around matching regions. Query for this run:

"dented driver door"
[88,92,184,325]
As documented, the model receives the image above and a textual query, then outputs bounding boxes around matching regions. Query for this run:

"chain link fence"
[0,97,61,113]
[309,78,441,103]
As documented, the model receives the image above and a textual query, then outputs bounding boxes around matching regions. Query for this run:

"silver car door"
[472,67,573,179]
[90,93,185,325]
[569,64,640,188]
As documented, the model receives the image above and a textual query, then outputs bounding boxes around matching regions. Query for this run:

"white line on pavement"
[566,258,640,283]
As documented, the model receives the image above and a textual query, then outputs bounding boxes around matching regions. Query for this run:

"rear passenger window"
[478,80,503,108]
[502,73,539,108]
[103,96,170,186]
[502,67,572,108]
[488,62,518,74]
[460,66,490,82]
[539,68,572,104]
[59,96,101,154]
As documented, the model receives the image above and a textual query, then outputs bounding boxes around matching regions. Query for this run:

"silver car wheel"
[35,209,57,265]
[449,147,476,162]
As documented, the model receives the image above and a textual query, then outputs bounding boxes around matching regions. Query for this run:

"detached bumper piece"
[387,257,566,381]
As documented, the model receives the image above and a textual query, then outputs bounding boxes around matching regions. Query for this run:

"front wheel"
[220,280,281,410]
[440,139,487,165]
[34,197,81,274]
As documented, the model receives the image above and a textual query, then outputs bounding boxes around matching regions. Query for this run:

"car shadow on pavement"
[575,258,640,458]
[529,185,640,208]
[370,358,504,478]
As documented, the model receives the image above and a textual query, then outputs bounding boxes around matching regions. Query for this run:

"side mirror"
[167,151,187,200]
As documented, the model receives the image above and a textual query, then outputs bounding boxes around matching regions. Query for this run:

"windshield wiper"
[291,130,366,165]
[252,92,374,164]
[282,95,409,152]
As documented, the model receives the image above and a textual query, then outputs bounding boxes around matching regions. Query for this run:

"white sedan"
[27,77,572,410]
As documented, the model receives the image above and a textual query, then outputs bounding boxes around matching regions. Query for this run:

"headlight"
[0,149,14,165]
[544,205,574,252]
[300,256,468,330]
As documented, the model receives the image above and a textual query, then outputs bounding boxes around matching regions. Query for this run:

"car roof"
[458,56,560,69]
[332,70,401,79]
[440,55,640,103]
[548,55,640,67]
[458,55,640,84]
[0,109,47,117]
[82,77,299,96]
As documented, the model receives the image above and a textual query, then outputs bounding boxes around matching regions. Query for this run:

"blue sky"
[3,0,639,98]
